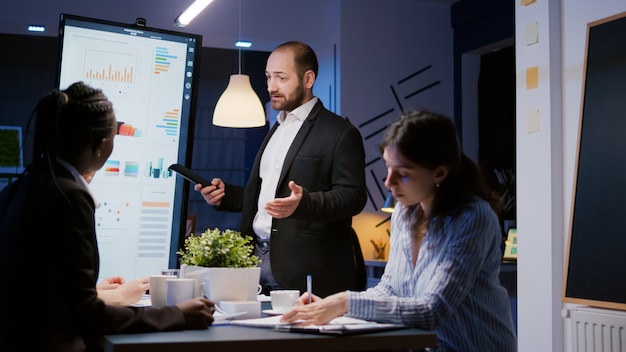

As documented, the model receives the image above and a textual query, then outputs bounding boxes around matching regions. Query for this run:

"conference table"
[104,320,436,352]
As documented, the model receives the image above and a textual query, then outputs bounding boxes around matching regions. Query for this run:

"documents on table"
[230,314,408,335]
[130,294,152,307]
[213,308,248,321]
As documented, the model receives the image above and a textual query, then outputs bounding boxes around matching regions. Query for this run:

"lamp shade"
[213,74,266,128]
[381,191,396,213]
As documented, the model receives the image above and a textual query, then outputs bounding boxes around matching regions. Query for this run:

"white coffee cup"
[270,290,300,313]
[149,274,177,308]
[165,278,195,306]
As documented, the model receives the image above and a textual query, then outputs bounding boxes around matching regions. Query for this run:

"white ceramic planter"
[181,265,261,302]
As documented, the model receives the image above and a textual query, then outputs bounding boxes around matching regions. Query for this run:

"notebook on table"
[230,315,408,335]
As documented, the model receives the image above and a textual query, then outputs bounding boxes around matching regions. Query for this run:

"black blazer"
[218,100,367,297]
[0,163,188,351]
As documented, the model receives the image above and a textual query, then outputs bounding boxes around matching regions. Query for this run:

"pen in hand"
[306,274,312,304]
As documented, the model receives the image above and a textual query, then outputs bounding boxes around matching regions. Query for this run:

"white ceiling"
[2,0,457,52]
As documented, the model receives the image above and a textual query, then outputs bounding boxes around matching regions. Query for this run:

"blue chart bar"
[156,109,180,136]
[156,124,178,136]
[154,46,177,74]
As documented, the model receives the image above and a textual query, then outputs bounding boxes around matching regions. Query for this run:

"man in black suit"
[196,41,367,297]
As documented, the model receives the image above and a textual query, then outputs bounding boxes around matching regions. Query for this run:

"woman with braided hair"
[0,81,214,351]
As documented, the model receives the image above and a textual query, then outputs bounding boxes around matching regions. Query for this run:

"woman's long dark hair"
[381,109,500,230]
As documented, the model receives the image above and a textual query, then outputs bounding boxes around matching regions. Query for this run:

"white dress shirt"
[253,97,318,239]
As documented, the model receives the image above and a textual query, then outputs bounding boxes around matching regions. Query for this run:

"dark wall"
[0,34,59,165]
[451,0,515,135]
[0,33,269,236]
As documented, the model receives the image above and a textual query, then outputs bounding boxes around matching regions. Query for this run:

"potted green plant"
[177,228,262,302]
[178,228,261,268]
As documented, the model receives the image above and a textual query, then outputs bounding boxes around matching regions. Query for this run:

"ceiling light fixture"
[235,40,252,48]
[212,0,265,128]
[27,25,45,32]
[174,0,213,28]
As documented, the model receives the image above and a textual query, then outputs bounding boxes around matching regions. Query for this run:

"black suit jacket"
[218,100,367,297]
[0,162,188,351]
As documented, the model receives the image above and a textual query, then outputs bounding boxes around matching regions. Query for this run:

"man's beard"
[272,83,306,112]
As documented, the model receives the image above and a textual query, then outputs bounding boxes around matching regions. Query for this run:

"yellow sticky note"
[526,66,538,89]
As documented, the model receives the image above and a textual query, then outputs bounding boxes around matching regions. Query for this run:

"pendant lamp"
[381,190,396,213]
[212,0,266,128]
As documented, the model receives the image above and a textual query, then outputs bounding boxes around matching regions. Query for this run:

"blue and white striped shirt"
[347,198,517,351]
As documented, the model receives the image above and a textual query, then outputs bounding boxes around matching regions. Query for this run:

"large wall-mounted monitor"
[56,13,202,281]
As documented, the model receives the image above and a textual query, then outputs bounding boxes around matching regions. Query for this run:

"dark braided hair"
[381,109,501,231]
[33,81,115,162]
[0,82,115,238]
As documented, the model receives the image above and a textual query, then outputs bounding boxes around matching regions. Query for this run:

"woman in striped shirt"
[281,109,517,351]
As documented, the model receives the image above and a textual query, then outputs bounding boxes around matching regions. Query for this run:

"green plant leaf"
[177,228,261,268]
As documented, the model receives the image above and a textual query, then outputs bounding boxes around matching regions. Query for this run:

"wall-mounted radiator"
[568,307,626,352]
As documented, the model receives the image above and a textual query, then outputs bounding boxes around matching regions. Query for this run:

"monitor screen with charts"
[56,13,202,281]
